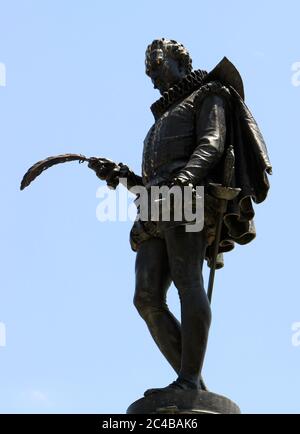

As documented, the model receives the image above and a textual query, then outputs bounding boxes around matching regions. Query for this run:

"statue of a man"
[88,38,272,395]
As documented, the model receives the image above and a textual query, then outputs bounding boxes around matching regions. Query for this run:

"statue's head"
[145,38,193,94]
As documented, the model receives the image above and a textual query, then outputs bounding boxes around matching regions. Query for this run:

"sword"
[206,145,241,303]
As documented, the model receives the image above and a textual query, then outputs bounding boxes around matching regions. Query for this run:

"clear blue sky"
[0,0,299,414]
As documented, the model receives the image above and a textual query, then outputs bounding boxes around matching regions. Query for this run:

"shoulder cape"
[202,58,272,268]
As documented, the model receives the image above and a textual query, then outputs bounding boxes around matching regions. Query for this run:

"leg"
[134,237,182,374]
[164,224,211,389]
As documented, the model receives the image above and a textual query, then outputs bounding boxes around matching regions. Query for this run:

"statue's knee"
[174,280,212,327]
[133,290,165,320]
[133,292,150,318]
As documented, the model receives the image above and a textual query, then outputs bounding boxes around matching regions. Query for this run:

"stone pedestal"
[127,390,240,414]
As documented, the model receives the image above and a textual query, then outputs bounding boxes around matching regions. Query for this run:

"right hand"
[88,157,120,189]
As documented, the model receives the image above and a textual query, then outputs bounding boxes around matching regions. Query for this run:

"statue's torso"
[142,90,199,188]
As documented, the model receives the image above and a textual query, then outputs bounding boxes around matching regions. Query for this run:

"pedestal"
[127,390,241,414]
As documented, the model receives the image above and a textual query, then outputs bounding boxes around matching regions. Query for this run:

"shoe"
[144,377,199,397]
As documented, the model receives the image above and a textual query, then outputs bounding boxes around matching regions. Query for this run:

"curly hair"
[145,38,193,76]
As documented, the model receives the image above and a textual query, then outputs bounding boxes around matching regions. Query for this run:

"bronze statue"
[89,39,272,413]
[21,38,272,414]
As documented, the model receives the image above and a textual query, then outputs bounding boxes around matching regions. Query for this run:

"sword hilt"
[208,145,241,202]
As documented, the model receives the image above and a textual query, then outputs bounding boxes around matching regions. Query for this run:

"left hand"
[168,171,194,188]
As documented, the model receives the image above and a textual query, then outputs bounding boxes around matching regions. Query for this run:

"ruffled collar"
[150,69,208,120]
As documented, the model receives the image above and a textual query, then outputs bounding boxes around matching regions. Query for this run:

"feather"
[20,153,89,190]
